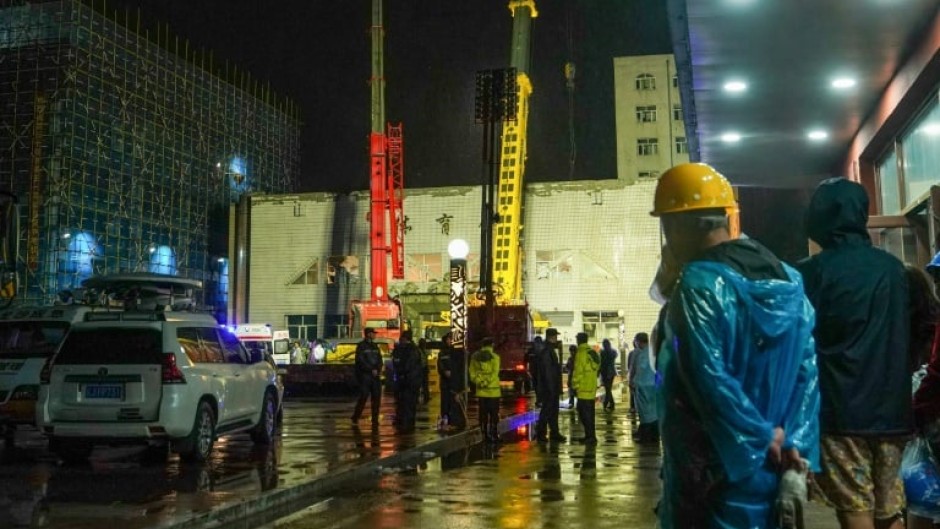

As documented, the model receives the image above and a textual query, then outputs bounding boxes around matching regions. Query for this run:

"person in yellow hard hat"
[652,163,820,529]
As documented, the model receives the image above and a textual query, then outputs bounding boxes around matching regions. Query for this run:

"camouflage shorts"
[812,434,908,519]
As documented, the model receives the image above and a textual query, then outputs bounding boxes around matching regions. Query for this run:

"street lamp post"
[448,239,470,426]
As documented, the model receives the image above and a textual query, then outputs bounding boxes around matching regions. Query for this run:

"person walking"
[797,177,911,529]
[351,328,383,427]
[535,328,566,442]
[630,333,659,443]
[391,330,423,434]
[599,338,618,411]
[652,163,820,528]
[436,332,460,430]
[572,332,600,444]
[469,337,501,443]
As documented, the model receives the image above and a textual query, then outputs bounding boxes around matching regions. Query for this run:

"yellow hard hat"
[651,163,737,217]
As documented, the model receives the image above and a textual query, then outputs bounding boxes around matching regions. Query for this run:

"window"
[148,245,177,276]
[290,259,319,285]
[327,256,360,285]
[286,314,317,341]
[878,148,901,214]
[638,171,660,180]
[637,138,658,156]
[197,328,225,363]
[581,311,622,343]
[218,328,249,364]
[325,314,350,338]
[675,137,689,154]
[406,253,444,283]
[57,328,162,365]
[900,97,940,207]
[635,73,655,91]
[535,250,573,280]
[672,74,678,88]
[635,105,657,123]
[673,104,683,121]
[177,328,225,364]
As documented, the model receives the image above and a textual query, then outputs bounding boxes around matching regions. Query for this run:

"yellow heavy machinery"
[468,0,544,393]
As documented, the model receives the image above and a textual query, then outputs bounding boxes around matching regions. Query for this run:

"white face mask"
[649,262,670,306]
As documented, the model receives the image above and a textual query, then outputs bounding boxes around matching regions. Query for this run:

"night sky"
[109,0,672,192]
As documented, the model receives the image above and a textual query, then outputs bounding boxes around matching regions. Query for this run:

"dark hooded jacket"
[797,177,912,436]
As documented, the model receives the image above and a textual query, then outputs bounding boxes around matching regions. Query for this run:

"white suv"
[36,312,281,463]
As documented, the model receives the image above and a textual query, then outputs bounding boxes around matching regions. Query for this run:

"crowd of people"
[350,162,940,529]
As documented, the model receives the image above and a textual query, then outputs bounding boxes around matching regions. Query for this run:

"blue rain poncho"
[657,255,820,529]
[632,345,658,425]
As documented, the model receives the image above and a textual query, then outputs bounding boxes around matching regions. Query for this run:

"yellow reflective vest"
[469,346,501,398]
[572,343,600,400]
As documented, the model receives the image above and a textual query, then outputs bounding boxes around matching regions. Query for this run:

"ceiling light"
[807,130,829,141]
[720,132,742,143]
[831,77,857,90]
[723,80,748,93]
[920,123,940,136]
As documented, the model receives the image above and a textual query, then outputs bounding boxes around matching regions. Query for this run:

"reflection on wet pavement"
[260,407,664,529]
[0,385,842,529]
[261,404,841,529]
[0,385,527,529]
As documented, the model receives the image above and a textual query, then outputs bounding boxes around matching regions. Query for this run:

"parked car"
[0,305,97,446]
[36,311,281,463]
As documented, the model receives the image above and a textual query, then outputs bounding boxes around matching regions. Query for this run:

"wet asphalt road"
[260,409,663,529]
[0,383,842,529]
[258,403,842,529]
[0,374,532,529]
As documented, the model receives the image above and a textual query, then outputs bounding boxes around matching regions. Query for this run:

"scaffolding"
[0,1,301,309]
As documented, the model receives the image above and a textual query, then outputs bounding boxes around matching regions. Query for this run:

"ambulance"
[233,324,291,367]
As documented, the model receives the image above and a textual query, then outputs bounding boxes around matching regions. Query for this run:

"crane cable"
[564,1,577,180]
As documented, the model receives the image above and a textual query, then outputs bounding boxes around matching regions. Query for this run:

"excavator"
[467,0,543,393]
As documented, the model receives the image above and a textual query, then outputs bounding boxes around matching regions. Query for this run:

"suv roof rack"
[84,311,218,324]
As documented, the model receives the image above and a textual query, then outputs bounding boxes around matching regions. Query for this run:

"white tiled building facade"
[240,55,689,348]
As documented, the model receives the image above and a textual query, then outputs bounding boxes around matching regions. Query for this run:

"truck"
[233,324,291,367]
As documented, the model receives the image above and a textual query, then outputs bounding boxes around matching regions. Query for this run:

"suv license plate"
[84,384,124,400]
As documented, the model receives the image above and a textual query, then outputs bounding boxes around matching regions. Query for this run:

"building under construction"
[0,1,300,312]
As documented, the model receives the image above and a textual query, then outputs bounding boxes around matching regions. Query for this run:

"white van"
[0,304,99,445]
[233,324,291,367]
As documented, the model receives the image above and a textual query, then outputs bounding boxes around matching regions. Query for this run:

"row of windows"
[877,91,940,214]
[636,137,687,156]
[634,73,679,91]
[635,104,683,123]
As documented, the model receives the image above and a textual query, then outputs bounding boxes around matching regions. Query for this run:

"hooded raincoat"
[632,345,658,425]
[572,343,600,400]
[658,239,820,529]
[797,177,912,436]
[469,346,501,398]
